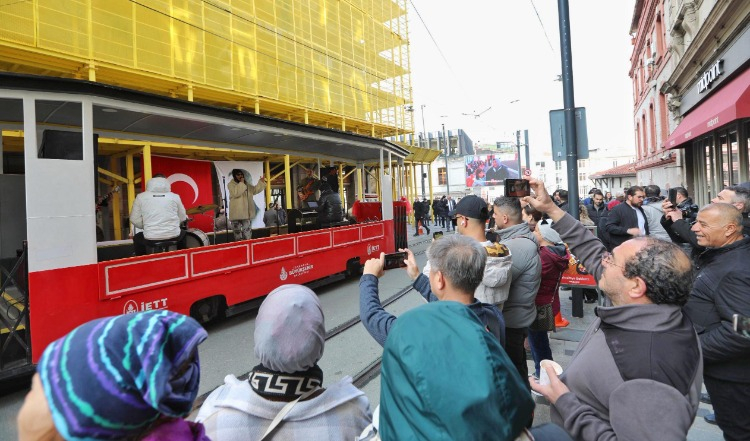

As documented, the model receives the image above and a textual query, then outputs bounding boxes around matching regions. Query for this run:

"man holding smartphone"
[359,234,506,348]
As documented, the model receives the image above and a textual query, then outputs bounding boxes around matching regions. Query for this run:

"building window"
[438,167,447,185]
[577,159,587,168]
[579,172,586,181]
[649,104,657,153]
[555,162,562,171]
[613,160,619,167]
[535,161,546,169]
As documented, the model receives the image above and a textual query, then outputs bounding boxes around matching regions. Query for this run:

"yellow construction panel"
[0,0,413,136]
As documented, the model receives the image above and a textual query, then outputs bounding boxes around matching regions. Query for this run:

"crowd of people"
[22,176,750,440]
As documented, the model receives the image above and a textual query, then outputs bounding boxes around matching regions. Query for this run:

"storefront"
[666,24,750,206]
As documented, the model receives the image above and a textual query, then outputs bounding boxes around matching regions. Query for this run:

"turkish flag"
[148,156,215,233]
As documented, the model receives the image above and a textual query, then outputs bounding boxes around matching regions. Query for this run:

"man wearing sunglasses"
[525,178,701,441]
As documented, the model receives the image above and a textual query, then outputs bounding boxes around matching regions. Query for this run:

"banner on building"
[149,156,215,233]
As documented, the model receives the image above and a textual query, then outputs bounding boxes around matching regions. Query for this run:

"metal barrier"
[0,241,32,379]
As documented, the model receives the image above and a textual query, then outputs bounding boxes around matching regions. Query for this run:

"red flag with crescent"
[148,156,215,233]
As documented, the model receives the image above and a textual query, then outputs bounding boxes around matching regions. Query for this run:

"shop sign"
[697,60,723,93]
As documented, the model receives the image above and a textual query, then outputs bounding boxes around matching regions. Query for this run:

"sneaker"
[704,413,717,425]
[700,393,711,405]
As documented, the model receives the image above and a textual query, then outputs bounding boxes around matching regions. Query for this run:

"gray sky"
[407,0,637,159]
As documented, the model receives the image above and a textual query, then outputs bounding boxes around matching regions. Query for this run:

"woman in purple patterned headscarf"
[17,310,209,441]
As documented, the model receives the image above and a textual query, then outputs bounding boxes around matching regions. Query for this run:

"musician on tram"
[130,174,187,255]
[227,169,266,241]
[316,182,344,227]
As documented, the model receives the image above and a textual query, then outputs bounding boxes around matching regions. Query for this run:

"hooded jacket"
[473,241,513,306]
[379,301,533,441]
[228,176,265,221]
[129,177,187,240]
[497,223,542,328]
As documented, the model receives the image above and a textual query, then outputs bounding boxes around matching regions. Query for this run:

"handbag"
[529,303,555,332]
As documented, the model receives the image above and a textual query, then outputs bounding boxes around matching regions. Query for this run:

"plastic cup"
[539,360,563,386]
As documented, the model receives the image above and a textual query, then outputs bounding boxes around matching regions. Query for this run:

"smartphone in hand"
[505,179,531,197]
[668,188,678,206]
[383,252,408,270]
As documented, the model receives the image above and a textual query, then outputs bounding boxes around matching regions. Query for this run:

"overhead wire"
[529,0,556,53]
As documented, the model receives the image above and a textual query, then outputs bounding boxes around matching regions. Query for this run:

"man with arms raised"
[526,178,702,441]
[359,233,506,347]
[493,196,541,380]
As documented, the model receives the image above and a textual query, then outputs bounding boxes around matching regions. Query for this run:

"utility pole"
[420,105,427,198]
[516,130,522,175]
[524,129,530,173]
[442,123,450,196]
[558,0,579,219]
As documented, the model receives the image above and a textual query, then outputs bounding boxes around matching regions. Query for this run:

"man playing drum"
[129,174,188,255]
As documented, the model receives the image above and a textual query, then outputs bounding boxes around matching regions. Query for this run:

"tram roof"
[0,73,411,164]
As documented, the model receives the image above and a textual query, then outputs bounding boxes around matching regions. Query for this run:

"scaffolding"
[0,0,413,137]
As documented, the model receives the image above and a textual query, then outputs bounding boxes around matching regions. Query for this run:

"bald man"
[684,203,750,440]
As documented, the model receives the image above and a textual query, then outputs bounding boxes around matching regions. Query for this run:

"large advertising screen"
[465,154,519,187]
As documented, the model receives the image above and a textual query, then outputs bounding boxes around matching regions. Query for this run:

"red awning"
[666,67,750,149]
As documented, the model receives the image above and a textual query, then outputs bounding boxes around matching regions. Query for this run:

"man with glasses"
[525,178,702,441]
[492,196,542,381]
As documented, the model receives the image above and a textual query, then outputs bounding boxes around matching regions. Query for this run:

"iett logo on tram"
[123,298,169,314]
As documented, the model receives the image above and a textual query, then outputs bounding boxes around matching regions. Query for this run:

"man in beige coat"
[228,169,265,241]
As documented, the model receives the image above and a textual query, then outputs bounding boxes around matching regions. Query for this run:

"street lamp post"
[420,104,427,198]
[442,123,450,196]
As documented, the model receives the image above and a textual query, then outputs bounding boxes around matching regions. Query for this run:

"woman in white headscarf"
[196,284,372,441]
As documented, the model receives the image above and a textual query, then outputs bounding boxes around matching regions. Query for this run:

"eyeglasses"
[601,252,624,270]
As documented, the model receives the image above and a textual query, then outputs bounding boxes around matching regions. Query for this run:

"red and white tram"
[0,74,411,379]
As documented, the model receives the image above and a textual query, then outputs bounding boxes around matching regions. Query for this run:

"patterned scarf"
[249,363,323,400]
[38,310,207,441]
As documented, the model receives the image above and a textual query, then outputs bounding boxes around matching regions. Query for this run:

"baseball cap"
[448,195,489,221]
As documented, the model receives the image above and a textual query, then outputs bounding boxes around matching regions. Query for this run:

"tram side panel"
[27,221,394,362]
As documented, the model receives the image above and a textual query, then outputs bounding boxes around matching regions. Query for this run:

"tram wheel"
[346,257,363,276]
[190,296,227,324]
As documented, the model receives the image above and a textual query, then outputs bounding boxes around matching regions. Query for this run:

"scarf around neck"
[249,363,323,400]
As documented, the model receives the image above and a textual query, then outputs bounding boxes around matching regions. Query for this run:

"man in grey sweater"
[526,178,702,441]
[493,196,542,381]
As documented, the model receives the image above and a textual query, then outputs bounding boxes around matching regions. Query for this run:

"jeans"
[703,375,750,441]
[527,329,553,378]
[505,327,529,384]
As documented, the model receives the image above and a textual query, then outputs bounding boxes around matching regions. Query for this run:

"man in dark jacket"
[586,190,608,226]
[661,185,750,258]
[603,185,648,248]
[316,183,343,227]
[525,178,702,441]
[683,203,750,440]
